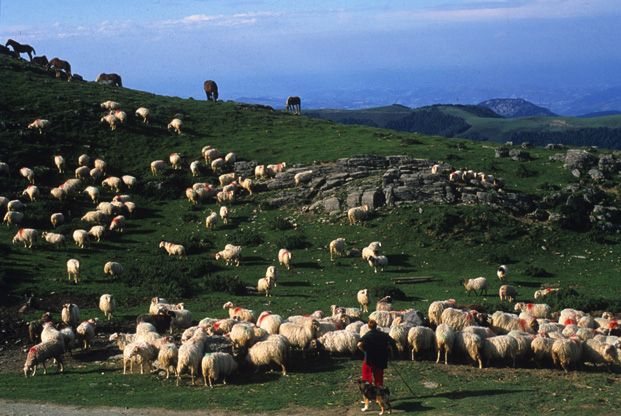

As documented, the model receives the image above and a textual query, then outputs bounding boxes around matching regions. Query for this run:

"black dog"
[358,380,392,415]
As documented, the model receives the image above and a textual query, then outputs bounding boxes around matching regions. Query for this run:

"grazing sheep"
[219,172,237,187]
[329,238,346,261]
[123,341,157,375]
[150,160,167,175]
[113,110,127,124]
[101,101,120,110]
[20,185,39,202]
[223,302,255,323]
[83,186,100,204]
[3,211,24,226]
[53,155,65,173]
[12,228,38,248]
[229,322,258,351]
[257,311,283,335]
[254,164,267,179]
[534,287,560,300]
[135,107,150,123]
[76,319,97,349]
[490,311,538,335]
[224,152,237,164]
[99,294,116,320]
[245,335,289,376]
[552,338,583,372]
[27,119,50,134]
[294,170,313,186]
[190,161,201,177]
[408,326,436,360]
[203,148,220,163]
[109,215,125,232]
[93,158,107,172]
[440,308,479,331]
[19,167,35,183]
[266,162,287,176]
[121,175,136,189]
[81,210,109,225]
[103,261,124,279]
[215,244,242,267]
[257,275,275,297]
[435,324,455,364]
[87,225,105,242]
[49,213,64,228]
[278,248,292,270]
[368,255,388,273]
[41,322,63,345]
[100,114,118,131]
[23,341,64,377]
[497,265,508,280]
[91,167,105,180]
[157,343,178,379]
[159,241,186,257]
[389,323,417,357]
[102,177,122,193]
[531,335,555,364]
[65,259,81,283]
[507,330,535,362]
[205,212,218,230]
[499,285,518,302]
[169,152,182,170]
[357,289,369,313]
[582,338,620,367]
[483,335,518,367]
[454,331,484,368]
[49,186,66,202]
[312,330,360,355]
[463,277,488,296]
[8,199,25,212]
[167,118,183,135]
[428,299,456,327]
[202,352,238,388]
[514,302,551,319]
[369,310,393,328]
[124,201,136,216]
[41,231,65,247]
[176,328,208,386]
[211,158,225,173]
[72,229,89,249]
[348,205,370,225]
[279,319,320,353]
[238,177,254,195]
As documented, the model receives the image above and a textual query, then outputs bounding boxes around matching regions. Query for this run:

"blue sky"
[2,1,621,110]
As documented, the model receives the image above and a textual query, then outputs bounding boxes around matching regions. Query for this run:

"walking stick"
[391,360,416,397]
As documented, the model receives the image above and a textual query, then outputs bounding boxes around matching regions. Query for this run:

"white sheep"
[102,176,121,192]
[124,201,136,216]
[169,152,182,170]
[530,335,555,364]
[435,323,455,364]
[82,186,99,203]
[440,308,478,331]
[167,118,183,135]
[109,215,125,232]
[279,318,320,354]
[66,259,80,284]
[100,114,118,131]
[78,154,90,166]
[50,213,64,228]
[238,177,254,195]
[203,148,220,163]
[313,329,360,355]
[499,285,518,302]
[329,238,346,261]
[81,210,109,225]
[582,338,620,367]
[368,255,388,273]
[159,241,186,257]
[507,330,535,362]
[21,185,39,202]
[4,211,24,226]
[23,341,64,377]
[41,231,65,247]
[205,212,218,230]
[256,311,283,335]
[61,178,82,195]
[428,299,456,327]
[278,248,292,270]
[408,326,436,361]
[389,322,416,357]
[265,265,278,287]
[88,225,105,242]
[113,110,127,124]
[454,331,484,368]
[245,335,289,376]
[463,277,488,296]
[497,265,508,280]
[211,158,225,173]
[41,322,63,345]
[99,294,116,320]
[229,322,258,350]
[53,155,65,173]
[8,199,25,212]
[215,244,242,267]
[514,302,551,319]
[12,228,38,248]
[157,343,178,379]
[49,187,66,201]
[176,328,208,386]
[558,308,586,326]
[483,335,518,367]
[61,303,81,328]
[490,311,538,334]
[534,287,560,300]
[135,107,150,123]
[202,352,238,388]
[348,205,370,225]
[224,152,237,164]
[257,275,275,297]
[551,338,583,372]
[294,170,313,186]
[357,289,369,313]
[266,162,287,175]
[223,301,255,323]
[150,160,167,175]
[368,310,393,328]
[27,118,50,134]
[103,261,124,278]
[121,175,136,189]
[60,327,76,352]
[123,341,157,375]
[218,172,237,187]
[19,167,35,183]
[101,100,120,110]
[72,229,89,249]
[190,161,201,177]
[254,164,267,179]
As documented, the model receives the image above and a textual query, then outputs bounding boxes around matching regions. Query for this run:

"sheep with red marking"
[23,341,64,377]
[514,302,551,319]
[13,228,38,248]
[109,215,125,232]
[257,311,283,335]
[27,119,50,134]
[223,301,255,323]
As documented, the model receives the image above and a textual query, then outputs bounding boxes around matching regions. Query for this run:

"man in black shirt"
[357,319,396,387]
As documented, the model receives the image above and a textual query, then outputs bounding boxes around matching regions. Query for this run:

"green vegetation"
[1,55,620,414]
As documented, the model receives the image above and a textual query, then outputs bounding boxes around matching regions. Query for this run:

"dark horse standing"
[286,96,301,115]
[96,73,123,87]
[5,39,36,61]
[203,80,219,102]
[48,57,72,80]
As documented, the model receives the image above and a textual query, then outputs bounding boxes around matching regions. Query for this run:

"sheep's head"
[223,301,234,310]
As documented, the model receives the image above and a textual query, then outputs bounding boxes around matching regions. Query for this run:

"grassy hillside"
[1,55,621,414]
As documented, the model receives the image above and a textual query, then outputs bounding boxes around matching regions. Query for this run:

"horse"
[203,80,219,102]
[96,73,122,87]
[5,39,36,61]
[286,96,301,115]
[69,73,84,82]
[31,55,49,68]
[48,57,72,79]
[0,45,18,58]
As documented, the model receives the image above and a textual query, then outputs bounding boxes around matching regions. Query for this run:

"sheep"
[440,308,479,331]
[3,211,24,226]
[0,196,8,210]
[368,255,388,273]
[73,166,89,181]
[41,231,65,247]
[218,172,237,187]
[50,212,64,228]
[357,289,369,313]
[427,299,456,327]
[19,167,35,183]
[211,158,225,173]
[578,315,597,329]
[72,229,89,249]
[267,162,287,175]
[454,331,484,368]
[123,341,157,375]
[257,275,275,297]
[21,185,39,202]
[530,335,555,364]
[490,311,538,335]
[206,319,238,336]
[558,308,586,326]
[100,114,118,131]
[99,294,116,320]
[205,212,218,230]
[27,119,50,134]
[49,186,66,202]
[157,343,178,379]
[264,265,278,288]
[435,324,455,365]
[60,327,76,352]
[150,160,167,175]
[294,170,313,186]
[348,205,370,225]
[51,155,65,173]
[223,302,256,323]
[176,328,208,385]
[534,287,560,300]
[202,352,238,388]
[483,335,518,367]
[168,152,182,170]
[113,110,127,124]
[203,148,220,162]
[463,277,488,296]
[245,335,289,375]
[169,308,193,333]
[167,118,183,134]
[254,164,267,179]
[552,338,583,372]
[87,225,105,242]
[61,303,81,328]
[76,319,97,349]
[101,100,120,110]
[215,244,242,267]
[389,322,417,357]
[224,152,237,164]
[81,186,99,204]
[407,326,436,360]
[63,258,81,283]
[312,330,360,355]
[582,338,620,367]
[369,310,393,328]
[507,330,535,362]
[331,305,361,320]
[12,228,38,248]
[329,238,346,261]
[41,322,63,344]
[124,201,136,216]
[514,302,551,319]
[189,161,201,177]
[279,318,320,354]
[238,177,254,195]
[229,322,258,351]
[7,199,24,212]
[278,248,292,270]
[80,210,108,225]
[134,107,149,123]
[118,176,136,191]
[109,215,125,232]
[499,285,518,302]
[497,265,508,280]
[158,241,186,257]
[101,176,121,192]
[23,341,64,377]
[257,311,283,335]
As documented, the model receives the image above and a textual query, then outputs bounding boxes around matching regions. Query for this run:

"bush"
[269,216,296,231]
[277,233,311,250]
[230,229,264,246]
[372,285,406,301]
[204,275,247,295]
[524,266,553,277]
[545,288,621,313]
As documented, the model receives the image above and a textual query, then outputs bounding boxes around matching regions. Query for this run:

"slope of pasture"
[1,55,621,414]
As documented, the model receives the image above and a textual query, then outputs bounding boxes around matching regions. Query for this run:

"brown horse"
[96,73,123,87]
[286,96,301,115]
[31,55,49,68]
[203,80,219,102]
[5,39,36,61]
[48,57,72,79]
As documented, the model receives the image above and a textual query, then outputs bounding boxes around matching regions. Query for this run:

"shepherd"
[5,39,36,61]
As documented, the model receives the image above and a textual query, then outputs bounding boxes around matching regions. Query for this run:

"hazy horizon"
[2,0,621,113]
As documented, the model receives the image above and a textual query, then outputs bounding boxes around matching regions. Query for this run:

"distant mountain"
[577,110,621,118]
[478,98,556,118]
[560,87,621,116]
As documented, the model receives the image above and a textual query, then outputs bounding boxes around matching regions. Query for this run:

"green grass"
[1,55,621,414]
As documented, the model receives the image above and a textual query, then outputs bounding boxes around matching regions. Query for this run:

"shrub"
[372,285,406,301]
[269,216,296,231]
[277,233,310,250]
[524,266,553,277]
[230,229,264,246]
[204,275,247,296]
[544,288,621,313]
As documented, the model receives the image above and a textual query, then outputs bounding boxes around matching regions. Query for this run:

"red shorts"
[361,361,384,386]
